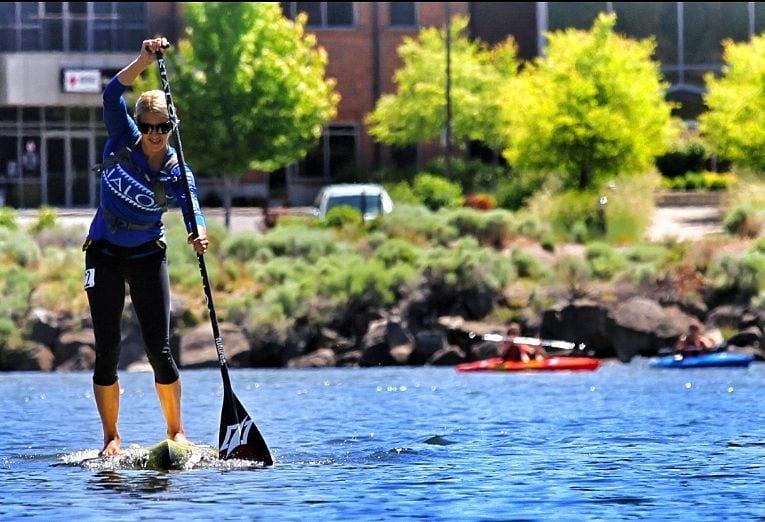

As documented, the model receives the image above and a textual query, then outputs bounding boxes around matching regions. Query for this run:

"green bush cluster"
[418,237,514,293]
[656,140,708,178]
[444,208,515,247]
[585,242,628,280]
[708,250,765,303]
[724,206,764,238]
[412,174,463,211]
[424,157,508,193]
[0,207,18,230]
[661,172,732,191]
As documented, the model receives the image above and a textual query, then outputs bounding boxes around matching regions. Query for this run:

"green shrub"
[656,140,707,178]
[0,228,41,267]
[384,181,421,205]
[0,266,34,321]
[324,205,362,227]
[724,206,763,238]
[30,207,57,234]
[624,244,670,266]
[495,172,546,211]
[511,248,547,280]
[553,256,593,299]
[412,174,463,211]
[511,214,547,241]
[708,251,765,303]
[380,205,458,245]
[0,207,18,230]
[425,157,508,193]
[548,191,604,243]
[258,225,347,261]
[418,237,515,293]
[222,234,272,262]
[603,173,659,244]
[754,238,765,254]
[585,242,628,280]
[445,208,514,248]
[540,232,556,252]
[374,238,420,267]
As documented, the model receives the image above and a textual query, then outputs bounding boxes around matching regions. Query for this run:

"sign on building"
[62,69,102,93]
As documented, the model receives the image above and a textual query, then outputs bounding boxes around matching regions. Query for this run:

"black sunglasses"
[136,119,174,135]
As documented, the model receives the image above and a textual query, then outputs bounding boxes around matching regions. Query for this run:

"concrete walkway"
[648,205,724,241]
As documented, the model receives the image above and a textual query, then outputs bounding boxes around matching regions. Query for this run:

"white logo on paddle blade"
[219,416,253,457]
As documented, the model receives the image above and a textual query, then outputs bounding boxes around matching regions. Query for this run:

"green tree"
[700,35,765,173]
[366,16,516,152]
[139,3,338,226]
[502,13,676,190]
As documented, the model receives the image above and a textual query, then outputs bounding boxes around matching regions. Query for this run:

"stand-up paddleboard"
[456,356,600,372]
[147,439,199,470]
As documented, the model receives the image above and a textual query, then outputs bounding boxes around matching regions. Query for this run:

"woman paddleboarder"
[84,38,208,456]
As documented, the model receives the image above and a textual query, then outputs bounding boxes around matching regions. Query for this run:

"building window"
[0,2,147,52]
[390,2,418,28]
[298,124,358,178]
[281,2,355,28]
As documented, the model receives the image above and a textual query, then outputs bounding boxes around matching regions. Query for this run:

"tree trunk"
[578,166,591,190]
[223,176,233,229]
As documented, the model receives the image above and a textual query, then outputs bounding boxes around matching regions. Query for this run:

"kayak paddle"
[470,332,588,352]
[153,45,273,465]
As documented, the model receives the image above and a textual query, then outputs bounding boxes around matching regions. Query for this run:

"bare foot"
[99,437,121,457]
[170,432,192,445]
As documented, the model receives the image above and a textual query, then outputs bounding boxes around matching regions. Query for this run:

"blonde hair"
[135,90,169,119]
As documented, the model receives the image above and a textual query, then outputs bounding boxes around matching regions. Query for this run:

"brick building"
[0,2,760,208]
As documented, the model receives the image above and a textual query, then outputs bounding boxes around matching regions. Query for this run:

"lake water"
[1,361,765,520]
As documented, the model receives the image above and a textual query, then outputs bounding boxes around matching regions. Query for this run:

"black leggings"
[85,245,179,386]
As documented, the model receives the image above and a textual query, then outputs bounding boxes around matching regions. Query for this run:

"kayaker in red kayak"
[674,323,715,357]
[501,323,547,363]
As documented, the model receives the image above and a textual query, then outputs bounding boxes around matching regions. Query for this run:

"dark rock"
[119,302,146,370]
[726,327,762,348]
[729,345,765,361]
[126,360,152,373]
[56,345,95,371]
[248,327,287,367]
[411,330,447,365]
[436,316,505,352]
[336,350,362,367]
[607,297,696,362]
[359,342,396,367]
[26,308,68,348]
[461,287,494,319]
[540,300,612,357]
[281,323,320,364]
[0,343,55,371]
[390,344,414,365]
[470,341,501,361]
[287,348,336,369]
[318,328,354,353]
[180,322,250,368]
[706,305,748,331]
[359,318,413,367]
[427,346,466,366]
[738,312,762,331]
[54,329,95,365]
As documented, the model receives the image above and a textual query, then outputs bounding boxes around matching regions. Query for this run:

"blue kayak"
[650,352,754,369]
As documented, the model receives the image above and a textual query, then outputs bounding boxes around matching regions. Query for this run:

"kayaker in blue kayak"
[501,323,547,363]
[674,324,715,357]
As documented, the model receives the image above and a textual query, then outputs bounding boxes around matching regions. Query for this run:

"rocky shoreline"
[4,292,762,373]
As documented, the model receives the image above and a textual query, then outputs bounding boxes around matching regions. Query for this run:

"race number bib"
[84,268,95,289]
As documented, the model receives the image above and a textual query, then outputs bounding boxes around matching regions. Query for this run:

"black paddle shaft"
[152,48,273,465]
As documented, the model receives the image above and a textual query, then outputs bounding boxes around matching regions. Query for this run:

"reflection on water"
[89,470,170,496]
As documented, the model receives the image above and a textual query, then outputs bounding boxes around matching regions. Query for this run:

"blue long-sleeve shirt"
[87,75,206,247]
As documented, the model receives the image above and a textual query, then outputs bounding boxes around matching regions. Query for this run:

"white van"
[313,184,394,221]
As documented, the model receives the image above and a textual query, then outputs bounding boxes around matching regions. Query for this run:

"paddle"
[468,332,588,353]
[152,45,273,465]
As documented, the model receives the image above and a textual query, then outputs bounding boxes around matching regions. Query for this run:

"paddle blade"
[218,392,273,466]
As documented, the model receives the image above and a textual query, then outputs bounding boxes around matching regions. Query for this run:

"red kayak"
[456,356,600,373]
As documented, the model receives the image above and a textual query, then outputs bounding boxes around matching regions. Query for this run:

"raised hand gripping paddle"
[151,44,273,465]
